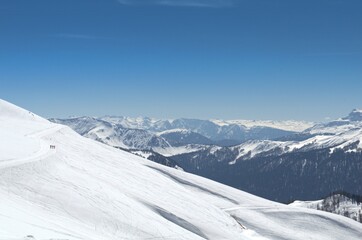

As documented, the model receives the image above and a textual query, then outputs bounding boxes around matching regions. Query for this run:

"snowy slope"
[157,129,214,146]
[153,144,209,157]
[1,99,362,240]
[290,193,362,223]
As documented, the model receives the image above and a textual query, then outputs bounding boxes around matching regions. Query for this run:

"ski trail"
[0,125,63,170]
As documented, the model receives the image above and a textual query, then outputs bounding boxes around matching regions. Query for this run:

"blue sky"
[1,0,361,121]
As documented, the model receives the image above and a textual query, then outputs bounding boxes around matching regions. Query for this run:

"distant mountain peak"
[343,109,362,121]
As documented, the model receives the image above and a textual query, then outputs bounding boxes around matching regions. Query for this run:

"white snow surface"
[1,99,362,240]
[290,195,362,223]
[231,140,284,161]
[156,128,193,136]
[153,144,207,157]
[290,200,324,209]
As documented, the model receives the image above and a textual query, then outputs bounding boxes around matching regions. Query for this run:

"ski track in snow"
[0,125,63,170]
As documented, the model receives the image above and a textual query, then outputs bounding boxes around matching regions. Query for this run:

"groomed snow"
[1,99,362,240]
[290,196,362,223]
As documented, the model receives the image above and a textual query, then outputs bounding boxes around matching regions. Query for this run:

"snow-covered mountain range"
[171,109,362,202]
[50,116,312,156]
[181,109,362,165]
[51,109,362,203]
[50,117,171,150]
[101,116,313,132]
[2,99,361,239]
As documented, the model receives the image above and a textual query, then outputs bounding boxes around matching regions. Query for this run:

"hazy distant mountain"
[101,116,313,132]
[343,109,362,122]
[101,116,312,143]
[51,116,311,153]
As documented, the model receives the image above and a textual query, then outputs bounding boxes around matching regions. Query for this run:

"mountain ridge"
[51,109,362,203]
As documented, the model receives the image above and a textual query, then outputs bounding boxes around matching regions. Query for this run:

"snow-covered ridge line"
[220,110,362,164]
[0,99,47,123]
[100,115,313,132]
[51,115,310,158]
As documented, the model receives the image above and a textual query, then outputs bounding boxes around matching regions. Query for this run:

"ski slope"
[290,194,362,223]
[0,125,63,169]
[0,99,362,240]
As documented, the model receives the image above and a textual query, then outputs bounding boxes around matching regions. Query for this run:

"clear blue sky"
[1,0,361,121]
